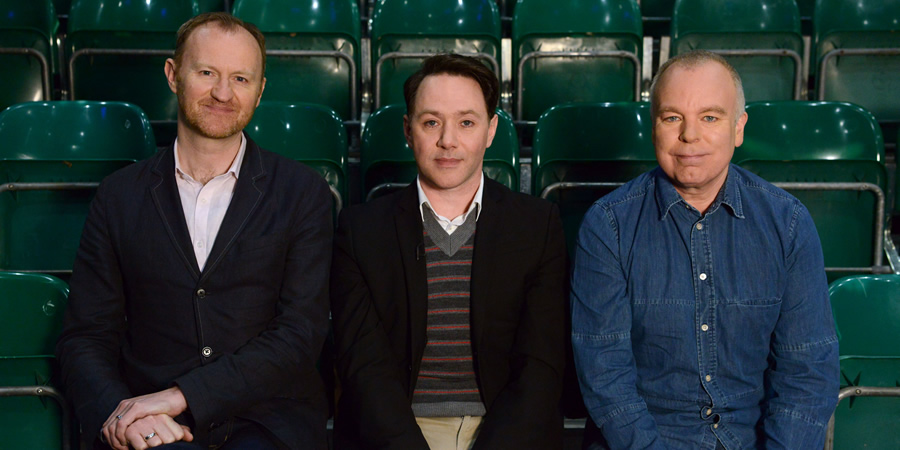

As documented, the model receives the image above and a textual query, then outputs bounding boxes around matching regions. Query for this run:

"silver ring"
[115,415,123,420]
[144,432,156,441]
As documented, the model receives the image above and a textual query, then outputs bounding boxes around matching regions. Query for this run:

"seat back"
[532,102,656,253]
[827,275,900,449]
[814,0,900,123]
[0,101,156,273]
[512,0,642,122]
[67,0,195,144]
[370,0,501,109]
[736,101,886,282]
[0,0,58,111]
[0,271,69,449]
[641,0,675,38]
[232,0,361,120]
[671,0,803,102]
[361,104,519,200]
[245,102,349,216]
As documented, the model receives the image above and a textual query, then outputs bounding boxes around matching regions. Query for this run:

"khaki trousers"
[415,416,483,450]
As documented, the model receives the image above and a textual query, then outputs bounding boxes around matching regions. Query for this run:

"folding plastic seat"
[66,0,195,145]
[0,0,58,111]
[0,101,156,274]
[670,0,803,102]
[360,104,519,200]
[244,102,349,216]
[232,0,361,122]
[0,271,70,449]
[825,275,900,450]
[512,0,642,123]
[370,0,501,109]
[736,101,888,282]
[532,102,656,253]
[814,0,900,128]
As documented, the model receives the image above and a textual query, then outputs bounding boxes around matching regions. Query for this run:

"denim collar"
[654,164,745,220]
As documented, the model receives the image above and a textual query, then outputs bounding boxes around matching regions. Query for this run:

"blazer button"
[202,346,212,358]
[196,288,206,298]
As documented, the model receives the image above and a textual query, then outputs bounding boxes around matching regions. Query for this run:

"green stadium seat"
[671,0,803,102]
[232,0,361,121]
[67,0,195,146]
[197,0,225,12]
[0,271,70,449]
[736,101,888,282]
[370,0,501,109]
[0,101,156,274]
[825,275,900,450]
[814,0,900,127]
[244,102,349,216]
[532,102,656,254]
[360,104,519,200]
[512,0,642,122]
[0,0,57,111]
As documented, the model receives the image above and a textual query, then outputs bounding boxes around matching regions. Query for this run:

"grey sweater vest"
[411,206,486,417]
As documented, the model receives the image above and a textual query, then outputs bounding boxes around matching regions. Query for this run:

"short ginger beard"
[176,74,258,140]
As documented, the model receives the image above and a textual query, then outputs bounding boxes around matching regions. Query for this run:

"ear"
[256,77,266,108]
[164,58,178,94]
[484,113,499,149]
[403,114,413,148]
[733,111,749,147]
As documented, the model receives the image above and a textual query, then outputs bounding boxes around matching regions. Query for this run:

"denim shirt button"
[701,324,709,331]
[705,374,712,382]
[699,273,708,281]
[696,223,703,230]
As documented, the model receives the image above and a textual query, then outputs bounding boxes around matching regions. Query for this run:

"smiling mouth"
[435,158,461,167]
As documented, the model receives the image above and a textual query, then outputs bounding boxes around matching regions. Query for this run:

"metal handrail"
[539,180,887,274]
[702,49,803,100]
[375,52,500,109]
[516,50,641,119]
[366,182,409,201]
[824,385,900,450]
[0,48,51,100]
[818,47,900,101]
[0,385,72,450]
[266,49,358,120]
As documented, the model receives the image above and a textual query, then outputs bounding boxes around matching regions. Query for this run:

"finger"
[114,406,139,448]
[153,423,178,444]
[181,425,194,442]
[124,427,149,450]
[158,416,185,443]
[102,426,127,450]
[145,433,164,448]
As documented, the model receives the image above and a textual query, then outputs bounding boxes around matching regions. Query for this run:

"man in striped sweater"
[331,54,568,449]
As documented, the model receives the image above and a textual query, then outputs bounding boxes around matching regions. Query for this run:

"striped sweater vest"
[411,206,486,417]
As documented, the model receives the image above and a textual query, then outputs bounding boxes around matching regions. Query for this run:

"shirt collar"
[174,132,246,182]
[655,164,745,220]
[417,172,484,223]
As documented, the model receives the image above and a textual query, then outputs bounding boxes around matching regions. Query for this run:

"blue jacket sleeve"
[570,203,667,449]
[762,203,840,448]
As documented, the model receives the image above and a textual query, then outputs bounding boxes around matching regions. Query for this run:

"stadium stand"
[0,271,71,449]
[826,275,900,450]
[232,0,362,122]
[0,101,156,274]
[512,0,643,123]
[0,0,57,112]
[670,0,804,102]
[737,101,890,282]
[369,0,502,109]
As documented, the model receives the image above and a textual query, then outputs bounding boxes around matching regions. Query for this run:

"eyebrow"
[657,105,729,116]
[415,109,482,118]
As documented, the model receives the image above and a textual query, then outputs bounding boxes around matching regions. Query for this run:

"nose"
[437,124,458,149]
[679,119,700,143]
[210,76,234,103]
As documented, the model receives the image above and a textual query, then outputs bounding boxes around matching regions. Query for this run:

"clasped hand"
[101,387,193,450]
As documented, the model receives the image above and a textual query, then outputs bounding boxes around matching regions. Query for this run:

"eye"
[200,70,213,76]
[423,120,438,128]
[662,115,680,123]
[235,76,248,83]
[702,115,718,123]
[460,120,474,127]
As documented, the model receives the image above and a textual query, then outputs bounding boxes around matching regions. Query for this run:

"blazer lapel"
[470,178,504,356]
[394,184,428,390]
[149,147,201,279]
[201,136,265,281]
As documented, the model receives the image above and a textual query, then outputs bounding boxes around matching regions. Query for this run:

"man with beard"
[56,12,332,450]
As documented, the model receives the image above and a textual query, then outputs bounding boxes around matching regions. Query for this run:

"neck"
[421,177,479,219]
[677,181,725,215]
[176,127,242,185]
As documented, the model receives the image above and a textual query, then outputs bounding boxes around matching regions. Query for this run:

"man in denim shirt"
[571,50,840,449]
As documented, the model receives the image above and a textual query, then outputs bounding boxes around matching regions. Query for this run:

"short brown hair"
[174,12,266,75]
[403,53,499,118]
[650,50,745,123]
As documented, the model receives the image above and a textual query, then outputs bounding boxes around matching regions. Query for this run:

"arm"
[55,180,136,444]
[473,204,567,449]
[330,209,429,449]
[570,204,666,449]
[762,204,840,449]
[172,174,333,428]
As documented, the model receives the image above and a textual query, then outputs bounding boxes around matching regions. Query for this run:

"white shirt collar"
[417,172,484,224]
[173,132,246,182]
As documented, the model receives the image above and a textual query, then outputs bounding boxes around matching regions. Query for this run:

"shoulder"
[252,144,329,192]
[730,165,808,216]
[340,183,412,223]
[484,177,555,219]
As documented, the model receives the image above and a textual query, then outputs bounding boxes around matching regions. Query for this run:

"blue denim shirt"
[571,165,839,449]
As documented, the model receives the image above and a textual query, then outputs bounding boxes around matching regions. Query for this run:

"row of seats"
[2,0,898,127]
[3,268,898,449]
[0,100,891,283]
